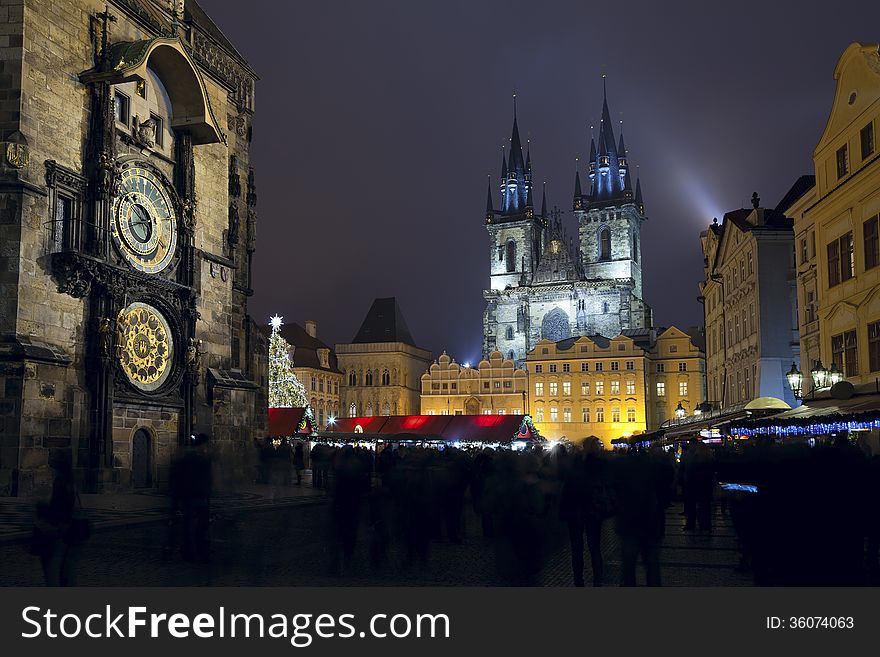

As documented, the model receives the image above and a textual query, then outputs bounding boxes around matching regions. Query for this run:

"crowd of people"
[30,432,880,586]
[306,435,880,586]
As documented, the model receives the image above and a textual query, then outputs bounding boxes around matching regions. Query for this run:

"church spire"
[573,158,583,211]
[500,94,531,215]
[541,182,547,218]
[635,176,644,213]
[586,76,630,205]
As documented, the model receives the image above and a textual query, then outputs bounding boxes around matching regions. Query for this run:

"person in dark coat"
[613,448,668,586]
[33,450,80,586]
[293,442,306,486]
[170,434,212,562]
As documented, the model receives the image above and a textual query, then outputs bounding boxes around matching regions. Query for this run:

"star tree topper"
[269,314,284,331]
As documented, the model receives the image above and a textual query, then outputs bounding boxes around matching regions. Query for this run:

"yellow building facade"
[526,329,705,447]
[420,351,528,416]
[788,43,880,394]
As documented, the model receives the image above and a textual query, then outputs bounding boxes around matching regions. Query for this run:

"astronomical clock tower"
[0,0,267,495]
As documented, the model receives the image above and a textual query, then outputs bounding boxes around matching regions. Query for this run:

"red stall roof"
[442,415,536,443]
[380,415,453,436]
[323,414,537,444]
[268,407,315,437]
[328,416,389,434]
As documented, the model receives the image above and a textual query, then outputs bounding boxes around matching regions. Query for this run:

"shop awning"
[728,392,880,436]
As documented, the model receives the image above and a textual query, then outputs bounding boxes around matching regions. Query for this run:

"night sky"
[201,0,880,363]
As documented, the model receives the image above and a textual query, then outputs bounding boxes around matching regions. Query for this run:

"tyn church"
[483,87,653,366]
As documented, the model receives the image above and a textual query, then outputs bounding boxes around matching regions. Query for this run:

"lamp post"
[674,401,686,421]
[786,362,803,400]
[790,360,844,401]
[810,360,830,391]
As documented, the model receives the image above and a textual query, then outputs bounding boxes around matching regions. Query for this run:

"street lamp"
[674,402,686,420]
[810,361,830,390]
[828,363,844,386]
[786,362,803,400]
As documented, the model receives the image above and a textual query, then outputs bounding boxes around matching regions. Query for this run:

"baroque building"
[483,88,652,368]
[337,297,432,417]
[525,327,705,446]
[420,351,528,416]
[280,320,342,429]
[699,193,801,409]
[787,43,880,396]
[0,0,264,495]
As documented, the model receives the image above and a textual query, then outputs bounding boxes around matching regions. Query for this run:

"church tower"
[483,99,546,359]
[574,81,652,334]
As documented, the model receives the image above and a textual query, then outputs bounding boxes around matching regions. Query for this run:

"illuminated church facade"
[483,88,653,367]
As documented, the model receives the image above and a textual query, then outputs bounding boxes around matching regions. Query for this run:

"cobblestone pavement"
[0,482,325,542]
[0,496,752,586]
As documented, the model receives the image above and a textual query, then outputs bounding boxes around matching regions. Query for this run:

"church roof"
[351,297,417,346]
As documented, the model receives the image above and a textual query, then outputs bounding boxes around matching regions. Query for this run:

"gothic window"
[599,228,611,261]
[382,402,390,415]
[506,240,516,273]
[541,307,571,342]
[506,326,514,340]
[508,350,515,361]
[498,245,504,261]
[602,301,609,313]
[348,371,357,386]
[365,371,373,386]
[633,233,639,262]
[382,369,390,385]
[349,402,357,417]
[365,402,373,417]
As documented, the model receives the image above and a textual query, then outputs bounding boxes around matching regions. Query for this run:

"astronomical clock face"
[117,302,174,391]
[111,165,178,274]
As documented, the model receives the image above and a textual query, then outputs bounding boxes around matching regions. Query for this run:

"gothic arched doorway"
[131,428,152,488]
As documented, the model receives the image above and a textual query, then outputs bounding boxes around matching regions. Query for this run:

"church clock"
[117,302,175,392]
[111,164,178,274]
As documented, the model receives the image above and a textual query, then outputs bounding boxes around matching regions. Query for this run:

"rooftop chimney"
[305,320,317,338]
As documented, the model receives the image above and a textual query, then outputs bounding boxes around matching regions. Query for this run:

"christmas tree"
[268,315,307,408]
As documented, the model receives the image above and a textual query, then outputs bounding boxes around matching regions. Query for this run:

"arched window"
[349,402,357,417]
[599,228,611,261]
[381,369,390,385]
[382,402,390,415]
[348,370,357,386]
[505,326,514,340]
[633,233,639,263]
[506,240,516,273]
[365,371,373,386]
[602,301,610,313]
[365,402,373,417]
[508,350,515,361]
